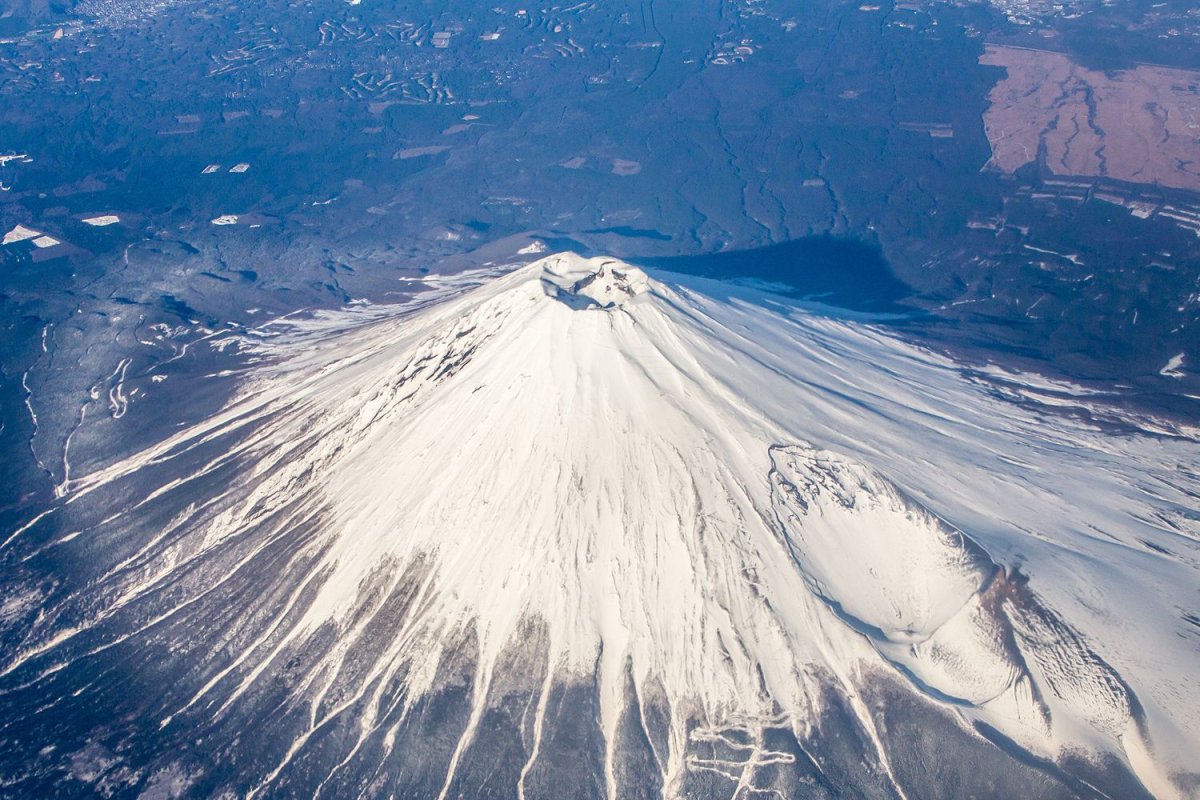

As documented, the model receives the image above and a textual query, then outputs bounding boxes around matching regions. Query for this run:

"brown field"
[980,44,1200,192]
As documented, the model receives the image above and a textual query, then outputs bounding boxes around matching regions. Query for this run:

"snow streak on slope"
[2,254,1198,799]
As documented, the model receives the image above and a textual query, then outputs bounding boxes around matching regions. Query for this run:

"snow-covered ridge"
[5,253,1198,799]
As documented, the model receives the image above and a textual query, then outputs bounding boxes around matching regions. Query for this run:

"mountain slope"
[0,253,1197,799]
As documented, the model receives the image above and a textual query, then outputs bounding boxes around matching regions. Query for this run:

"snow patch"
[1160,352,1185,378]
[3,224,41,245]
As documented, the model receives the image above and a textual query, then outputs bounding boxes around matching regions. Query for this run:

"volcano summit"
[1,253,1197,799]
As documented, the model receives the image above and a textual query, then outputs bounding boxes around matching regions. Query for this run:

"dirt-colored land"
[980,44,1200,192]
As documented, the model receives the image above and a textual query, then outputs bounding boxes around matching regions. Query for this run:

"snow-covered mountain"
[1,253,1197,799]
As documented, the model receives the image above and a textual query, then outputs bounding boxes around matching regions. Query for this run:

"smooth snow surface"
[15,253,1200,798]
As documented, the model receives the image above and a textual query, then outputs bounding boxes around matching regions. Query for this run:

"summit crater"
[540,254,651,310]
